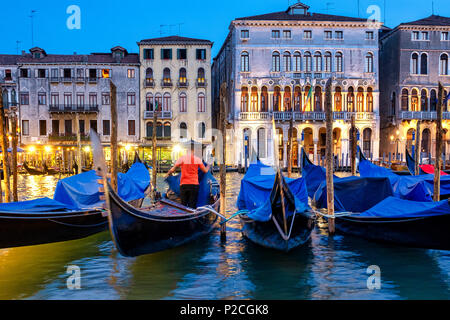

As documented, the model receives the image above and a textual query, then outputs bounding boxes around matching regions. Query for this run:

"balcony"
[88,77,98,83]
[239,112,272,120]
[144,79,155,88]
[270,111,376,122]
[161,79,173,88]
[178,80,189,88]
[399,111,450,120]
[50,77,59,83]
[0,77,14,84]
[61,77,73,83]
[196,79,207,88]
[75,77,85,83]
[144,111,173,120]
[48,133,90,142]
[49,104,99,113]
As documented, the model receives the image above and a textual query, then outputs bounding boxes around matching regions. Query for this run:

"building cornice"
[232,20,383,29]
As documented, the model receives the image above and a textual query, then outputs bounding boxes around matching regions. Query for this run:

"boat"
[0,159,150,249]
[22,161,45,175]
[313,175,450,250]
[90,131,220,257]
[43,162,59,175]
[236,160,314,252]
[406,148,448,176]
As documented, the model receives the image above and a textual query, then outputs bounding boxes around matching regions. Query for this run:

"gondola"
[236,161,314,252]
[43,162,59,175]
[90,130,220,257]
[0,157,150,249]
[313,176,450,250]
[406,148,448,176]
[23,161,45,175]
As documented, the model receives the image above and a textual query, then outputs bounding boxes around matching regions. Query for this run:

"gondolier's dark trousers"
[180,184,200,209]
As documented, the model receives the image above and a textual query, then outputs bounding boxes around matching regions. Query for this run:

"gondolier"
[165,141,210,209]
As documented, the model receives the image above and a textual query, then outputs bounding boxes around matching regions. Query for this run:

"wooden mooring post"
[0,91,11,203]
[350,114,357,176]
[325,78,335,234]
[287,114,293,178]
[110,81,118,191]
[11,110,18,202]
[434,83,444,201]
[151,97,158,202]
[415,120,421,176]
[219,83,228,241]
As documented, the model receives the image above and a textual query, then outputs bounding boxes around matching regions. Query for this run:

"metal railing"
[161,79,173,88]
[239,112,272,120]
[143,111,173,119]
[399,111,450,120]
[144,79,155,88]
[49,104,99,113]
[48,133,90,141]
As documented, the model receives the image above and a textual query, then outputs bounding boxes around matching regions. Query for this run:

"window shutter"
[169,49,172,60]
[161,49,164,59]
[35,69,38,78]
[177,49,180,60]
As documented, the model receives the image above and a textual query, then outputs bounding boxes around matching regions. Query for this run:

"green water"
[0,173,449,299]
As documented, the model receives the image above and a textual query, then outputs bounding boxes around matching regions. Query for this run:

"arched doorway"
[333,128,342,156]
[289,128,298,166]
[243,128,251,163]
[318,127,326,159]
[363,128,372,158]
[421,128,431,156]
[302,128,313,158]
[276,128,284,165]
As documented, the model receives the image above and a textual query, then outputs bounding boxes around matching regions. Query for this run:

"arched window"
[273,87,281,111]
[440,53,449,75]
[401,89,408,111]
[304,85,312,111]
[146,122,153,138]
[304,52,312,72]
[198,122,206,139]
[257,128,266,158]
[365,53,374,73]
[357,87,364,112]
[293,52,301,72]
[163,92,171,111]
[272,52,280,72]
[179,68,187,83]
[198,92,206,112]
[179,92,187,112]
[334,86,342,111]
[241,51,249,72]
[146,93,154,111]
[367,87,373,112]
[335,52,343,72]
[294,86,302,111]
[155,93,162,110]
[241,87,249,112]
[197,68,205,84]
[421,89,428,111]
[163,122,171,138]
[163,68,171,84]
[314,86,322,111]
[180,122,188,139]
[347,87,355,112]
[411,53,419,74]
[261,86,268,112]
[324,52,332,72]
[411,89,419,111]
[284,86,292,111]
[283,52,291,72]
[420,53,428,75]
[430,89,437,111]
[250,87,258,112]
[314,52,322,72]
[156,122,163,138]
[146,68,153,80]
[422,128,431,154]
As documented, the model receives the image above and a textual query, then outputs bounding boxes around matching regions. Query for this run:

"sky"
[0,0,449,58]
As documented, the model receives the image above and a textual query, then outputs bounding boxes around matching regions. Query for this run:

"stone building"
[379,15,450,161]
[212,2,384,167]
[14,46,140,161]
[0,55,20,110]
[137,36,213,161]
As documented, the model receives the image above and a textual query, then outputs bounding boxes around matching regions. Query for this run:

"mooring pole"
[11,109,18,202]
[287,114,293,178]
[434,83,444,202]
[415,120,421,176]
[325,78,335,234]
[0,92,11,202]
[350,114,357,176]
[75,112,82,175]
[219,83,227,241]
[151,100,158,202]
[110,81,118,192]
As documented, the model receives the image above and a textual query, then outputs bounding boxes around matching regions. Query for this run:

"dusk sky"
[1,0,449,58]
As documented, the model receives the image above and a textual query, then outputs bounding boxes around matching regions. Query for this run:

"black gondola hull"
[0,210,107,249]
[335,214,450,250]
[107,187,219,257]
[240,212,313,252]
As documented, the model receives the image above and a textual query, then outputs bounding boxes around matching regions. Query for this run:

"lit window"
[101,69,110,78]
[127,69,135,78]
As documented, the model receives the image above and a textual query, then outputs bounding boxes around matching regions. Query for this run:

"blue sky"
[0,0,449,58]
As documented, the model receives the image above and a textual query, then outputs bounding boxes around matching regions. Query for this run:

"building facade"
[379,15,450,161]
[212,2,384,167]
[138,36,213,161]
[0,55,19,110]
[15,46,140,153]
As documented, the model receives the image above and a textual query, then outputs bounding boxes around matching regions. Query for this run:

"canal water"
[1,173,450,300]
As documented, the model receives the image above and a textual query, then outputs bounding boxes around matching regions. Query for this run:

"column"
[313,139,318,165]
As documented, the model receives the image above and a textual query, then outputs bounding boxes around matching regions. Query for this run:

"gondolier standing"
[165,142,210,209]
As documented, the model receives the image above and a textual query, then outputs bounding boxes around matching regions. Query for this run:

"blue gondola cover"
[0,197,76,212]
